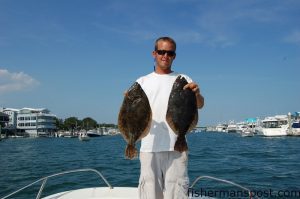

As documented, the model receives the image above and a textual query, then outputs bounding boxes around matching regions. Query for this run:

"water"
[0,132,300,198]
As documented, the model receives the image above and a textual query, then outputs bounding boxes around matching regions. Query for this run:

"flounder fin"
[138,111,152,140]
[188,111,198,133]
[166,114,179,134]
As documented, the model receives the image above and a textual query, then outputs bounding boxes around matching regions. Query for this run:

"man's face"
[152,40,176,73]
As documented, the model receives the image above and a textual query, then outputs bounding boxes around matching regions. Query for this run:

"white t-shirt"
[136,72,192,152]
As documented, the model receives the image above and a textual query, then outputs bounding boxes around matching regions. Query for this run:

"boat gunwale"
[1,168,112,199]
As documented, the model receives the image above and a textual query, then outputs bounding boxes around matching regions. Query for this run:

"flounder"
[166,75,198,152]
[118,82,152,159]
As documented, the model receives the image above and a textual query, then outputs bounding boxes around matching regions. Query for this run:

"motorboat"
[78,132,90,141]
[215,124,228,133]
[239,123,255,137]
[291,120,300,136]
[240,128,254,137]
[227,122,237,133]
[257,115,288,137]
[236,122,247,134]
[62,131,77,138]
[1,168,252,199]
[86,129,102,137]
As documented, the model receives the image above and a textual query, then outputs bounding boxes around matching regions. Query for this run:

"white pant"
[138,151,189,199]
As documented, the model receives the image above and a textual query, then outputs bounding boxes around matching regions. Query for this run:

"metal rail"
[2,169,253,199]
[1,168,113,199]
[190,175,252,199]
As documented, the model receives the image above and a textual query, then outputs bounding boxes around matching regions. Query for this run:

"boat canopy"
[245,118,257,123]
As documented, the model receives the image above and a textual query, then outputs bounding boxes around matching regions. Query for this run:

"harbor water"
[0,132,300,198]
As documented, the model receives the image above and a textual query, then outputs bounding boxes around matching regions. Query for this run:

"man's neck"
[155,67,172,74]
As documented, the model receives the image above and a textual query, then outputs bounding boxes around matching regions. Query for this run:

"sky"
[0,0,299,126]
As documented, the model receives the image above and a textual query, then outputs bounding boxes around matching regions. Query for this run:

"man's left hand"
[183,82,200,93]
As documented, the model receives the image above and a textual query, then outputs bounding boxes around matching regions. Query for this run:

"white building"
[2,108,19,129]
[17,108,57,137]
[1,107,57,137]
[0,112,9,128]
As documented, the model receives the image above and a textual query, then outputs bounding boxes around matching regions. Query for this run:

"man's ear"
[152,50,156,58]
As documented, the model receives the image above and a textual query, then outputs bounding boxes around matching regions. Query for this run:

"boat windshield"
[263,121,279,128]
[263,120,287,128]
[292,122,300,128]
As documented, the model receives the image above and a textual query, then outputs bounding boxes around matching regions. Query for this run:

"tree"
[99,123,118,128]
[54,116,117,131]
[82,117,97,130]
[64,117,80,131]
[55,118,66,130]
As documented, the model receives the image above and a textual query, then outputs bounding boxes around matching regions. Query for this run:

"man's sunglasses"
[156,50,176,57]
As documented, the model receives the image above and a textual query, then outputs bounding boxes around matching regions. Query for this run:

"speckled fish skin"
[118,82,152,159]
[166,75,198,152]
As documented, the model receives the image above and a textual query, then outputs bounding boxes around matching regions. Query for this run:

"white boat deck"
[42,187,213,199]
[42,187,138,199]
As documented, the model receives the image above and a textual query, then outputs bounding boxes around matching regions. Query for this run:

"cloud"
[91,0,299,48]
[192,1,285,47]
[184,1,300,47]
[0,69,39,94]
[284,30,300,45]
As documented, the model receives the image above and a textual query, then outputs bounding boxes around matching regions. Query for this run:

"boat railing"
[2,168,253,199]
[190,175,252,199]
[1,168,113,199]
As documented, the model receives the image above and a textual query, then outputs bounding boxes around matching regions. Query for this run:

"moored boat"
[227,122,237,133]
[290,120,300,136]
[215,123,227,133]
[257,115,288,137]
[78,132,90,141]
[240,129,254,137]
[86,129,102,137]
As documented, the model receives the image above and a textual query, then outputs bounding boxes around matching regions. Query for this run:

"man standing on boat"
[136,36,204,199]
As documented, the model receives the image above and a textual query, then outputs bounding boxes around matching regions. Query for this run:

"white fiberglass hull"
[261,128,287,137]
[241,131,254,137]
[290,128,300,136]
[79,135,90,141]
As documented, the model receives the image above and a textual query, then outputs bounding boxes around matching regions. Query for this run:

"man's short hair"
[154,37,176,51]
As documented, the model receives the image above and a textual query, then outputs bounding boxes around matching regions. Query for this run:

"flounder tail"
[174,135,188,152]
[125,144,138,159]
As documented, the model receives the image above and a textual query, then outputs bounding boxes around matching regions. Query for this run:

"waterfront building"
[17,108,57,137]
[2,108,19,129]
[0,112,9,139]
[1,107,57,137]
[0,112,9,128]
